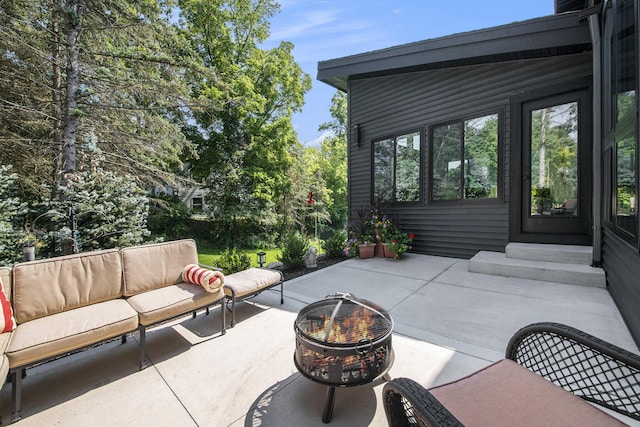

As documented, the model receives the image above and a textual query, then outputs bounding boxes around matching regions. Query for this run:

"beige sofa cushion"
[12,249,123,324]
[429,359,627,426]
[224,268,283,299]
[121,239,198,297]
[126,283,224,326]
[0,266,11,300]
[0,332,12,381]
[6,299,138,368]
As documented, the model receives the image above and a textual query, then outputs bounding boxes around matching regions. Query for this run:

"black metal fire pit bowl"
[293,293,394,423]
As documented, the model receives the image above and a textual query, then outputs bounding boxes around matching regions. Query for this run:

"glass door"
[521,90,591,241]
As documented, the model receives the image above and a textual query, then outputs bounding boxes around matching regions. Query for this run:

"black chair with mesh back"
[383,322,640,426]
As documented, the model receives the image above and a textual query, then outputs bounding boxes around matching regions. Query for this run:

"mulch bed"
[280,256,347,282]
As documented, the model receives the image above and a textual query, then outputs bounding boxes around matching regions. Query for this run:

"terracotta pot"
[358,243,375,259]
[383,244,398,259]
[375,240,385,257]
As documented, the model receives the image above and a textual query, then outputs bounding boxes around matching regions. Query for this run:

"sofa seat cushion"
[126,282,225,326]
[6,299,139,368]
[429,359,627,427]
[0,332,12,381]
[223,268,283,299]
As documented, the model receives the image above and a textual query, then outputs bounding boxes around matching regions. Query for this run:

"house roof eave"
[317,12,592,92]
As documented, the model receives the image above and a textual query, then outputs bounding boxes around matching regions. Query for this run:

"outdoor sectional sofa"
[0,238,283,423]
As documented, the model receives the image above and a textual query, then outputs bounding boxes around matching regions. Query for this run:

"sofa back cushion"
[121,239,198,297]
[0,267,11,300]
[12,249,123,324]
[0,267,15,332]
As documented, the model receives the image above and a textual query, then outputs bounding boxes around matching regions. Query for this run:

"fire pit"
[293,293,394,423]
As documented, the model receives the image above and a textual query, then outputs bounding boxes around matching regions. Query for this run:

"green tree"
[179,0,311,245]
[0,165,29,264]
[0,0,208,201]
[33,141,151,256]
[317,91,348,231]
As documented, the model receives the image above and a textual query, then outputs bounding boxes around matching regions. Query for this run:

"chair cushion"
[126,282,224,326]
[429,359,627,426]
[0,277,15,332]
[12,249,123,323]
[0,266,11,300]
[0,332,12,381]
[6,299,138,368]
[121,239,198,297]
[223,268,283,299]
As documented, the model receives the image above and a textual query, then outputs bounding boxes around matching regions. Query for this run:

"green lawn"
[197,248,282,268]
[197,239,325,268]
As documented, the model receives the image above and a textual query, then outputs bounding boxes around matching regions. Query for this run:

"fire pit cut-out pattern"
[293,293,394,423]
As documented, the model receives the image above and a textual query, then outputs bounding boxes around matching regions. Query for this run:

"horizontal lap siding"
[348,53,592,258]
[602,230,640,347]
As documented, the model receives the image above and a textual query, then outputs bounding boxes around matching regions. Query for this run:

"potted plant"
[366,209,393,256]
[357,240,376,259]
[383,231,414,259]
[344,232,376,259]
[532,187,551,214]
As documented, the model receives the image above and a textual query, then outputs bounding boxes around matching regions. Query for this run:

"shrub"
[216,248,251,274]
[321,231,347,258]
[277,231,309,268]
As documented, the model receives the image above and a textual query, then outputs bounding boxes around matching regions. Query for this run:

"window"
[431,113,500,201]
[373,131,421,204]
[610,0,638,238]
[191,197,203,213]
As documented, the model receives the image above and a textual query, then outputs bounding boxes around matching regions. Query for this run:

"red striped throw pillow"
[182,264,224,293]
[0,278,15,333]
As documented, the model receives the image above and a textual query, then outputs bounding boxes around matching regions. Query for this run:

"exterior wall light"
[353,123,361,146]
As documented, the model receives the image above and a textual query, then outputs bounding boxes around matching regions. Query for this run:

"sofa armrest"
[506,322,640,421]
[383,377,464,427]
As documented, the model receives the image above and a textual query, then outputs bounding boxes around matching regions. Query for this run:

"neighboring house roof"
[317,12,592,92]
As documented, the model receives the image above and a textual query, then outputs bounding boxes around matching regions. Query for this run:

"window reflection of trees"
[612,0,637,236]
[432,114,499,201]
[374,138,394,204]
[530,103,578,216]
[373,132,421,205]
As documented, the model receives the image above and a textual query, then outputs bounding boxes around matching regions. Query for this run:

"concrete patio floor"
[1,254,638,426]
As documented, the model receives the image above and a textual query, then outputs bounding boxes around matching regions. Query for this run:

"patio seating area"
[1,253,638,426]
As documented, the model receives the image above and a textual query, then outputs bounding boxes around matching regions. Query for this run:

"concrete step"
[505,243,593,265]
[468,251,606,288]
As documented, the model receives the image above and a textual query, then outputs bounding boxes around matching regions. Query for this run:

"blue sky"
[263,1,555,145]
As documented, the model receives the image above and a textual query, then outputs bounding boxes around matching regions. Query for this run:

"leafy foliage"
[277,231,309,268]
[216,247,251,274]
[0,165,29,264]
[29,145,151,257]
[0,1,208,197]
[321,231,347,258]
[147,194,191,241]
[385,230,414,259]
[180,0,312,245]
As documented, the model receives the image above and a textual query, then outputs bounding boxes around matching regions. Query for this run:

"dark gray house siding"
[320,2,640,346]
[602,230,640,340]
[349,54,592,258]
[599,0,640,346]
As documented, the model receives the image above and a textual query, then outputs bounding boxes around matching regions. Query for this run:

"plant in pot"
[383,230,415,259]
[532,187,552,214]
[344,232,376,259]
[367,209,393,256]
